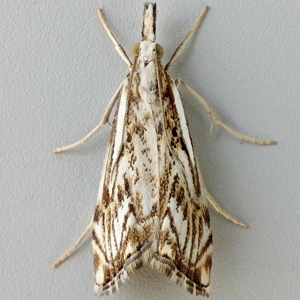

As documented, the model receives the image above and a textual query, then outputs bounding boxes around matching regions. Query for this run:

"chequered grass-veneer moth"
[52,3,277,296]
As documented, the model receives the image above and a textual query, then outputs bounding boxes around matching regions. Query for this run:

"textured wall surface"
[1,1,299,299]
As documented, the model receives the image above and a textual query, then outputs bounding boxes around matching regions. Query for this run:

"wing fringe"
[95,243,210,297]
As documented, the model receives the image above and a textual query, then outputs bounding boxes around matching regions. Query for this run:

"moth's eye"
[132,43,140,56]
[156,44,164,59]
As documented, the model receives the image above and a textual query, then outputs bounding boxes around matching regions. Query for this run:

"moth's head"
[131,3,164,61]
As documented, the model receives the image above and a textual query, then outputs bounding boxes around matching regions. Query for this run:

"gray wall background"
[1,0,299,299]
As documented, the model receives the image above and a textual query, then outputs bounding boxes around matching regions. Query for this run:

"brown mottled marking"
[90,3,213,297]
[51,3,266,298]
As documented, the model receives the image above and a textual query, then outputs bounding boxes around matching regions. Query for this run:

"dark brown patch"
[182,203,188,220]
[129,153,137,169]
[123,175,131,197]
[93,204,101,222]
[195,281,210,293]
[170,174,180,198]
[162,265,173,278]
[175,186,185,209]
[101,187,110,208]
[180,138,188,153]
[177,260,188,275]
[198,233,213,260]
[204,254,212,273]
[94,251,100,272]
[176,271,183,279]
[186,283,194,294]
[151,203,158,217]
[135,258,144,270]
[157,121,163,135]
[126,132,132,143]
[172,127,178,137]
[117,185,123,203]
[202,206,210,226]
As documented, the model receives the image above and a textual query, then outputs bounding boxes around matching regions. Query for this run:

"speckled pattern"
[92,3,212,297]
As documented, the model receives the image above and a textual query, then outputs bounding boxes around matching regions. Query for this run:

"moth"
[52,3,276,297]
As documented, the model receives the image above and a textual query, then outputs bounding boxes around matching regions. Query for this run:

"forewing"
[92,76,160,295]
[152,74,212,296]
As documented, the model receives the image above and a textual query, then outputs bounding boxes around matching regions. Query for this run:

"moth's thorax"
[136,40,159,103]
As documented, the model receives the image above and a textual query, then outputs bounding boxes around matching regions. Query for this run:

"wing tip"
[94,240,155,296]
[150,255,210,297]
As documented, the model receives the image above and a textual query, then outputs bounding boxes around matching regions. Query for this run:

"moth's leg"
[177,79,277,145]
[165,6,209,71]
[52,218,94,268]
[98,9,132,68]
[53,81,123,153]
[206,191,248,227]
